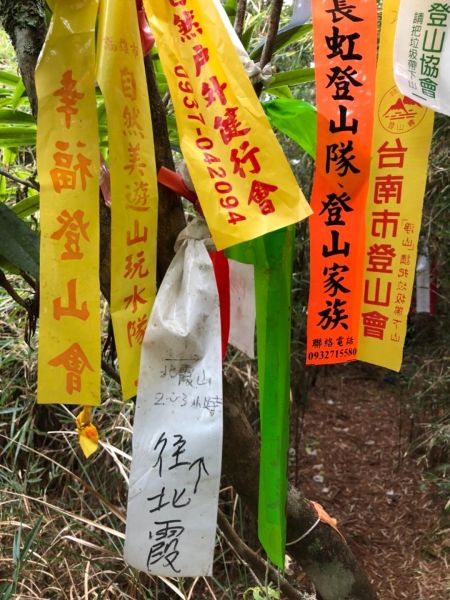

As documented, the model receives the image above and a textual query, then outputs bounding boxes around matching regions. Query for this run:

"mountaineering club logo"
[379,86,427,134]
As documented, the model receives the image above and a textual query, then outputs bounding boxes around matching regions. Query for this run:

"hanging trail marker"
[125,221,223,576]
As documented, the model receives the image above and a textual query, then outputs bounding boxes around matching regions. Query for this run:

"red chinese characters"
[167,1,282,228]
[362,138,410,342]
[46,69,95,397]
[49,343,94,395]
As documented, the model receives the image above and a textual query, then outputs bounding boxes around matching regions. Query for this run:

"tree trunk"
[0,0,46,120]
[2,3,378,599]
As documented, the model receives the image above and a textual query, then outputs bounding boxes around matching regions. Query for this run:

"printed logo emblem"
[379,86,427,134]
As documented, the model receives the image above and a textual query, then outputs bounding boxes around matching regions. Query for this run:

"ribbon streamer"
[394,0,450,117]
[97,0,158,400]
[357,0,434,370]
[76,406,99,459]
[306,0,377,366]
[36,0,101,406]
[143,0,311,250]
[227,226,294,568]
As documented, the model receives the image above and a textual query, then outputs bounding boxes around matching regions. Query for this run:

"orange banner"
[306,0,377,365]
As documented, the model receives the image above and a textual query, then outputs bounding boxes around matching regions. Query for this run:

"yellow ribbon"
[357,0,434,370]
[143,0,311,250]
[76,406,99,458]
[97,0,158,400]
[36,0,101,406]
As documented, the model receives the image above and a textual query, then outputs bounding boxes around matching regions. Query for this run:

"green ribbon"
[226,226,294,567]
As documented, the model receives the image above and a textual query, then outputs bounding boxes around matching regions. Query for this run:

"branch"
[0,167,39,191]
[218,509,303,600]
[234,0,248,39]
[143,54,186,282]
[0,269,29,310]
[259,0,284,68]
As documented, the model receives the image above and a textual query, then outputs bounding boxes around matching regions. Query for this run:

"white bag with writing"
[394,0,450,116]
[124,220,222,576]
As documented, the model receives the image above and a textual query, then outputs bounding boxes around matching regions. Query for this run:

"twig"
[234,0,248,38]
[0,166,39,191]
[217,509,303,600]
[20,270,37,290]
[0,269,29,309]
[259,0,284,68]
[101,359,121,384]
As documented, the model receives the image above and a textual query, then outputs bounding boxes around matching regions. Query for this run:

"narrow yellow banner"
[357,0,434,371]
[97,0,158,400]
[143,0,312,250]
[36,0,100,405]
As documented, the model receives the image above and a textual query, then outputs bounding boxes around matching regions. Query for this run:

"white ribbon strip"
[228,259,256,358]
[394,0,450,116]
[416,252,431,313]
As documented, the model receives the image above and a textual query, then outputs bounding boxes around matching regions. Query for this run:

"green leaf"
[265,85,293,99]
[10,80,26,109]
[266,67,315,89]
[223,0,237,18]
[0,70,20,88]
[0,203,39,279]
[0,126,37,148]
[19,517,43,563]
[0,109,35,125]
[250,22,312,61]
[12,194,40,219]
[241,21,258,51]
[263,98,317,158]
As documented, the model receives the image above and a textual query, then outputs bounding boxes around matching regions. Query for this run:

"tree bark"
[3,3,378,599]
[0,0,46,119]
[143,55,186,282]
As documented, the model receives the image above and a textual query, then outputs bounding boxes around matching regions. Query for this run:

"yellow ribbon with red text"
[357,0,434,370]
[143,0,312,250]
[36,0,101,406]
[97,0,158,400]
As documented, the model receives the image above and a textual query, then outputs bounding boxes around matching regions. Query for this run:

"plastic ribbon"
[357,0,434,371]
[306,0,377,366]
[76,406,99,458]
[227,226,294,568]
[97,0,158,400]
[394,0,450,117]
[209,250,230,360]
[158,166,231,360]
[36,0,101,406]
[136,0,155,56]
[142,0,311,250]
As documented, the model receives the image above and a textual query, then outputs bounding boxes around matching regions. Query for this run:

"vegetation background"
[0,1,449,598]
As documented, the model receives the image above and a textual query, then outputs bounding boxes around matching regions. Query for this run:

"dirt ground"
[294,363,449,600]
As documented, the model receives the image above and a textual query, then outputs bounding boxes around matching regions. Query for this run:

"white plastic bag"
[124,220,223,576]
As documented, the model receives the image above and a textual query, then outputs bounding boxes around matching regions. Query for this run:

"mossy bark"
[0,0,46,118]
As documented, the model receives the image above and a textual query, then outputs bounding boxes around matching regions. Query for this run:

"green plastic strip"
[226,226,294,567]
